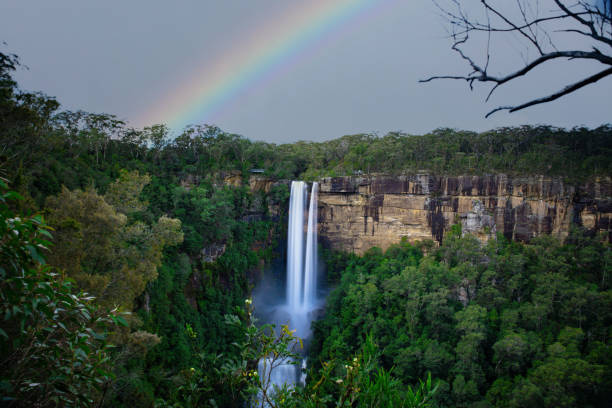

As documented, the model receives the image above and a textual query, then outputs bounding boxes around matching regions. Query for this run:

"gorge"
[246,171,612,401]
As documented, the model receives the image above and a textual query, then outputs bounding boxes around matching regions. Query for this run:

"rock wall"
[318,174,612,254]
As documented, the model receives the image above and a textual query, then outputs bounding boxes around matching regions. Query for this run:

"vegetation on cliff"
[311,229,612,407]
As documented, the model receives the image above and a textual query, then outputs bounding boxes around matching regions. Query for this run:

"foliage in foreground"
[154,304,438,408]
[0,181,125,407]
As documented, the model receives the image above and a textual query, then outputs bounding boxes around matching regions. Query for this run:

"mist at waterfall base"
[252,181,326,393]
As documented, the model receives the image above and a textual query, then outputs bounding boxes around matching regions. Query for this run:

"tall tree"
[45,171,182,309]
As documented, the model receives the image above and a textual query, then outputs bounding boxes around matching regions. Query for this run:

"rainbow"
[137,0,384,131]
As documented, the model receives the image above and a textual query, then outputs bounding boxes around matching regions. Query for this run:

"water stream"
[254,180,320,400]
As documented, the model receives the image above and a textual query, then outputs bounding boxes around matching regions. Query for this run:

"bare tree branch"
[481,0,545,54]
[422,0,612,117]
[485,65,612,117]
[421,50,611,88]
[553,0,612,46]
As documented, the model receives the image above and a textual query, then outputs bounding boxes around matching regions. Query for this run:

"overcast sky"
[1,0,610,143]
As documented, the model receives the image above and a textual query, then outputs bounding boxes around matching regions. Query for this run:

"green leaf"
[39,229,53,239]
[26,245,45,265]
[80,309,91,321]
[75,348,88,360]
[115,315,128,327]
[4,191,23,201]
[90,330,106,341]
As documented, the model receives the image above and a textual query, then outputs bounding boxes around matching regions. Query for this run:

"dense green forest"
[1,50,611,407]
[0,51,290,407]
[312,230,611,407]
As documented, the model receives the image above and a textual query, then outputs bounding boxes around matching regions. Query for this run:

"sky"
[1,0,610,144]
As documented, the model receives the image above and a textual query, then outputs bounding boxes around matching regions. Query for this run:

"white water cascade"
[303,181,318,312]
[286,181,307,313]
[257,181,319,401]
[286,180,319,315]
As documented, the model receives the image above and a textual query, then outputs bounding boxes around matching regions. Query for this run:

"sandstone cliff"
[318,174,612,254]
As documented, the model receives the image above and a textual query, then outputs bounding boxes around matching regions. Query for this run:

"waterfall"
[303,182,318,311]
[286,180,318,313]
[286,181,307,312]
[256,181,319,402]
[258,357,297,394]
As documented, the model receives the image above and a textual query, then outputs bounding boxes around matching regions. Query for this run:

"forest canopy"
[312,230,612,407]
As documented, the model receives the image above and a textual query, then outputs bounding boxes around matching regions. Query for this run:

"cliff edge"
[318,174,611,254]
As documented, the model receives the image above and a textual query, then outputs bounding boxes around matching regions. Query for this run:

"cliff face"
[318,174,612,254]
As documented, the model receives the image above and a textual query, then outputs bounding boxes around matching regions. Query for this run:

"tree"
[104,169,151,215]
[45,186,127,303]
[45,171,182,309]
[0,180,123,407]
[0,51,59,173]
[422,0,612,116]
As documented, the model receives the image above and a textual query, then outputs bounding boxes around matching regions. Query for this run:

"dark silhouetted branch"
[423,0,612,117]
[485,66,612,117]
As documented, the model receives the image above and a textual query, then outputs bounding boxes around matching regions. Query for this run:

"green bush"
[0,181,123,407]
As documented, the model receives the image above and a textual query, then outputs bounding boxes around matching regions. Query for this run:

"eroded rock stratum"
[317,174,612,254]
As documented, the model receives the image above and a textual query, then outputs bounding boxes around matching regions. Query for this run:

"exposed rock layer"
[317,174,612,254]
